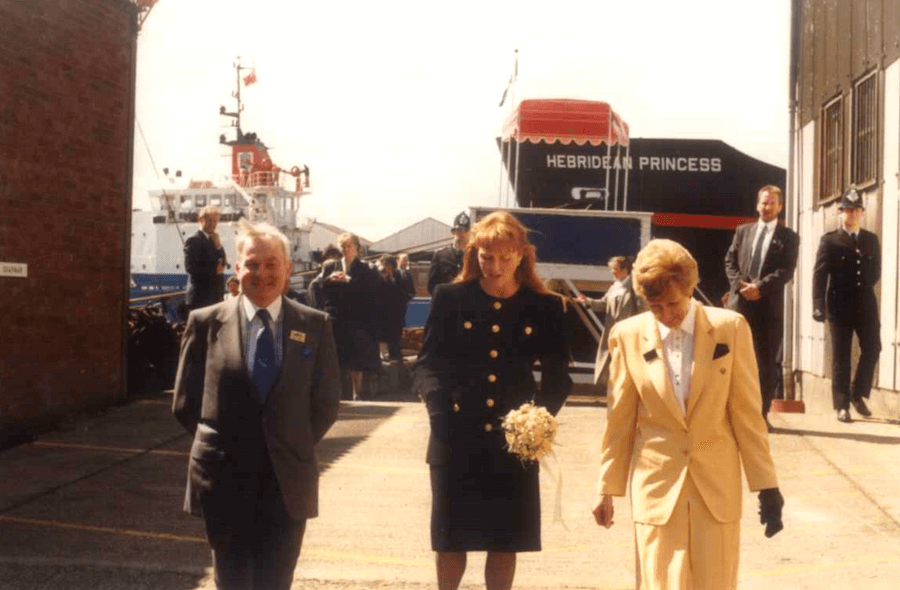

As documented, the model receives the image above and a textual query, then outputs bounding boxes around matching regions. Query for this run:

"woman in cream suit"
[592,239,784,590]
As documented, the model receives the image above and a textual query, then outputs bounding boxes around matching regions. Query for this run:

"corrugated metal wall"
[800,0,900,125]
[793,0,900,407]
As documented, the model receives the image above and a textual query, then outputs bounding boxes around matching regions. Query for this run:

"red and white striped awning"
[501,99,630,147]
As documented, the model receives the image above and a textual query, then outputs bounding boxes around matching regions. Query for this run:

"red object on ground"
[771,399,806,413]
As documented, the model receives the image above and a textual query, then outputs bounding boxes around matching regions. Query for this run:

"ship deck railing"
[130,290,186,306]
[231,171,305,194]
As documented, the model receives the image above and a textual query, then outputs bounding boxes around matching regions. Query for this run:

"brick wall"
[0,0,138,431]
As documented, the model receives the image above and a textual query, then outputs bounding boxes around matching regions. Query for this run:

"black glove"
[812,308,825,323]
[758,487,784,538]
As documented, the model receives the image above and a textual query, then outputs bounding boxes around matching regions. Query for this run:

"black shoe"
[836,409,852,423]
[851,398,872,417]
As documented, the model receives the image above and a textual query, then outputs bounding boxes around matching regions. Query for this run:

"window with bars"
[820,96,843,200]
[852,72,878,185]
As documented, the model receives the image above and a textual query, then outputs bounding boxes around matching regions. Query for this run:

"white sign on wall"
[0,262,28,277]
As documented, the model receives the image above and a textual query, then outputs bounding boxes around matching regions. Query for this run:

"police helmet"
[452,211,471,232]
[838,188,864,210]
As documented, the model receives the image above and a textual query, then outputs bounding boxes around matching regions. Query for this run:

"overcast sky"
[133,0,791,242]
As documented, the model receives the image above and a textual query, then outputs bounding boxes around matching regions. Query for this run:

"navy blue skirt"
[430,438,541,552]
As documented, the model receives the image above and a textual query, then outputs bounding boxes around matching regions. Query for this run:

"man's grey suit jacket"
[724,222,799,319]
[172,295,342,521]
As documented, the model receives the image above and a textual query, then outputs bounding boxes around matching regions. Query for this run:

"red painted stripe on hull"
[652,212,757,230]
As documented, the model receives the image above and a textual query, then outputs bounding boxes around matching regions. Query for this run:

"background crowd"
[307,232,415,400]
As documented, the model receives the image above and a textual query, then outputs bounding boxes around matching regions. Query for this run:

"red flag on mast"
[243,69,257,86]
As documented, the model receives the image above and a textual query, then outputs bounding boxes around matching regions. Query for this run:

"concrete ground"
[0,387,898,590]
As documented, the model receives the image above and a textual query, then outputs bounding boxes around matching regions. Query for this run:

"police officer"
[812,188,882,423]
[427,211,470,294]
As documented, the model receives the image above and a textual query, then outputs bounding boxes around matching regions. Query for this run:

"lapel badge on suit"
[300,345,313,359]
[290,330,306,342]
[643,349,659,362]
[713,343,730,360]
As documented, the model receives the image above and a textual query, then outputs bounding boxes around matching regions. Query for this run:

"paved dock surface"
[1,390,898,589]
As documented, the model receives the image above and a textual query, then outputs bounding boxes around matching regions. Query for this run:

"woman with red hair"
[413,211,572,590]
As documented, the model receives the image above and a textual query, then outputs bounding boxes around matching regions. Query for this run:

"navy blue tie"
[253,309,278,402]
[749,226,768,279]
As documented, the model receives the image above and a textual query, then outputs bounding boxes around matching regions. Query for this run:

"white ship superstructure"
[130,60,312,301]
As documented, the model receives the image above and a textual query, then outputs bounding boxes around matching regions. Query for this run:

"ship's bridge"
[148,175,305,228]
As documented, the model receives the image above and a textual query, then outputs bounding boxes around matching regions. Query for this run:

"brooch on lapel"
[290,330,306,343]
[713,343,730,360]
[300,345,313,359]
[643,349,659,362]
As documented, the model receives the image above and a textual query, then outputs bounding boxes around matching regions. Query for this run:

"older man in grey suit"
[578,256,647,389]
[173,221,341,590]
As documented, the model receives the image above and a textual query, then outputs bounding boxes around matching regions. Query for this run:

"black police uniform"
[427,212,470,294]
[427,246,464,294]
[413,280,572,552]
[812,220,881,412]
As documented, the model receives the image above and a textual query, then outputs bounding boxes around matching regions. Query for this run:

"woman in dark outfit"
[317,232,381,398]
[413,211,572,590]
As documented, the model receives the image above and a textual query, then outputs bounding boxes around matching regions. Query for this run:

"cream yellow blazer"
[597,303,778,525]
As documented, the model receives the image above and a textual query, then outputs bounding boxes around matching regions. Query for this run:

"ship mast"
[219,58,251,144]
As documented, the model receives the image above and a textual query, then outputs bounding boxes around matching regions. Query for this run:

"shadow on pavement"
[318,402,403,474]
[773,427,900,445]
[565,396,607,408]
[335,403,410,419]
[0,393,408,590]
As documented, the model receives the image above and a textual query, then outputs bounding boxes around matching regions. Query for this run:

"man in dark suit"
[812,188,881,423]
[725,185,800,426]
[173,221,341,590]
[184,205,227,312]
[398,253,415,295]
[427,211,470,294]
[378,254,415,362]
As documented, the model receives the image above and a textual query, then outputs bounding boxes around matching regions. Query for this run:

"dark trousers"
[201,453,307,590]
[744,312,782,418]
[829,316,881,410]
[386,336,403,361]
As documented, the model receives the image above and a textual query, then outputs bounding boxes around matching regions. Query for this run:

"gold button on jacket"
[412,281,573,469]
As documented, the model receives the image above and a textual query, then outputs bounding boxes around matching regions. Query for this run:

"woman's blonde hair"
[336,232,361,251]
[632,239,699,300]
[457,211,550,295]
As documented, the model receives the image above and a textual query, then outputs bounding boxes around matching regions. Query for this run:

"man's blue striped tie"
[253,309,278,402]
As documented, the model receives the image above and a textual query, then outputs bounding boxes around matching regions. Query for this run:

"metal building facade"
[789,0,900,417]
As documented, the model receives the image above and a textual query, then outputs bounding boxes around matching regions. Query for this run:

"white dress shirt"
[657,300,698,415]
